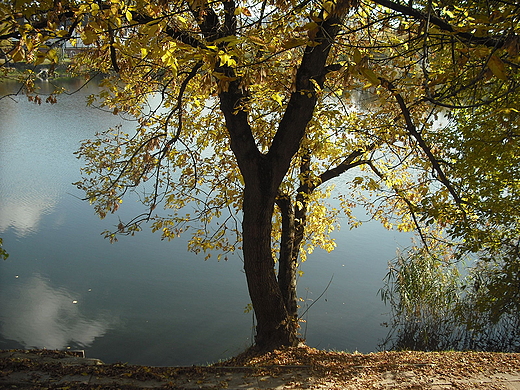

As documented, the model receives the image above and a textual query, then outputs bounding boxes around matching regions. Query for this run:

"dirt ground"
[1,346,520,389]
[219,345,520,389]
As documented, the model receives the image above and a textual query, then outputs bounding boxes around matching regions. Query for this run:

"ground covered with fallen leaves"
[218,345,520,388]
[1,346,520,389]
[221,344,520,373]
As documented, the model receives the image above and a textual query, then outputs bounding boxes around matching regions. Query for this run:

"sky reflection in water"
[0,274,116,349]
[0,79,412,365]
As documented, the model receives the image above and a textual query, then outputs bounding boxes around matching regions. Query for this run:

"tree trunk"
[277,153,312,335]
[277,195,299,321]
[242,162,299,349]
[218,7,350,350]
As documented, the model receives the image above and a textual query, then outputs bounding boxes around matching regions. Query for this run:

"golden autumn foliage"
[1,0,519,347]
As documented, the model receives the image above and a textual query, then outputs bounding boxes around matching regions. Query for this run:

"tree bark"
[277,195,298,321]
[277,152,312,324]
[218,6,351,350]
[242,171,299,349]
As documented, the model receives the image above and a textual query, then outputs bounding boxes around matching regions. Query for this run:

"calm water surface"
[0,79,411,365]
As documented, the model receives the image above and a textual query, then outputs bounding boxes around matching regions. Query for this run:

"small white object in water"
[72,300,78,304]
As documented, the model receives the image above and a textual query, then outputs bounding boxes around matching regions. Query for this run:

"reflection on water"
[0,96,59,236]
[0,78,127,237]
[0,78,411,364]
[0,274,116,349]
[0,195,58,237]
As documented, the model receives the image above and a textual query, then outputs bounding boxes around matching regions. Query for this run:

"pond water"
[0,78,411,366]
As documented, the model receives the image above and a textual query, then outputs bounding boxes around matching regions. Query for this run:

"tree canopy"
[1,0,519,350]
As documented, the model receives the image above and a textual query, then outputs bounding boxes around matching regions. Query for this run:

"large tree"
[1,0,519,350]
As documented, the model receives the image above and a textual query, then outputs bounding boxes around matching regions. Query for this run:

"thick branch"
[219,90,261,171]
[188,1,221,42]
[267,11,349,183]
[276,194,298,318]
[291,149,372,197]
[108,24,119,73]
[382,79,463,206]
[317,149,371,188]
[223,0,237,36]
[371,0,514,49]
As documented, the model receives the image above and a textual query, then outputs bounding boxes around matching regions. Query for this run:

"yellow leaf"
[282,38,306,49]
[360,67,380,86]
[46,48,58,63]
[488,55,507,80]
[212,72,238,82]
[11,46,25,62]
[90,3,100,15]
[353,48,362,64]
[272,93,284,106]
[34,52,46,65]
[302,22,319,31]
[78,4,90,14]
[323,0,335,14]
[310,78,321,91]
[214,35,241,45]
[81,29,98,45]
[248,36,265,46]
[234,6,252,16]
[218,52,236,67]
[176,16,188,29]
[144,22,160,38]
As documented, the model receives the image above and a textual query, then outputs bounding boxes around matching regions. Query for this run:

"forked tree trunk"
[241,165,299,349]
[218,5,350,350]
